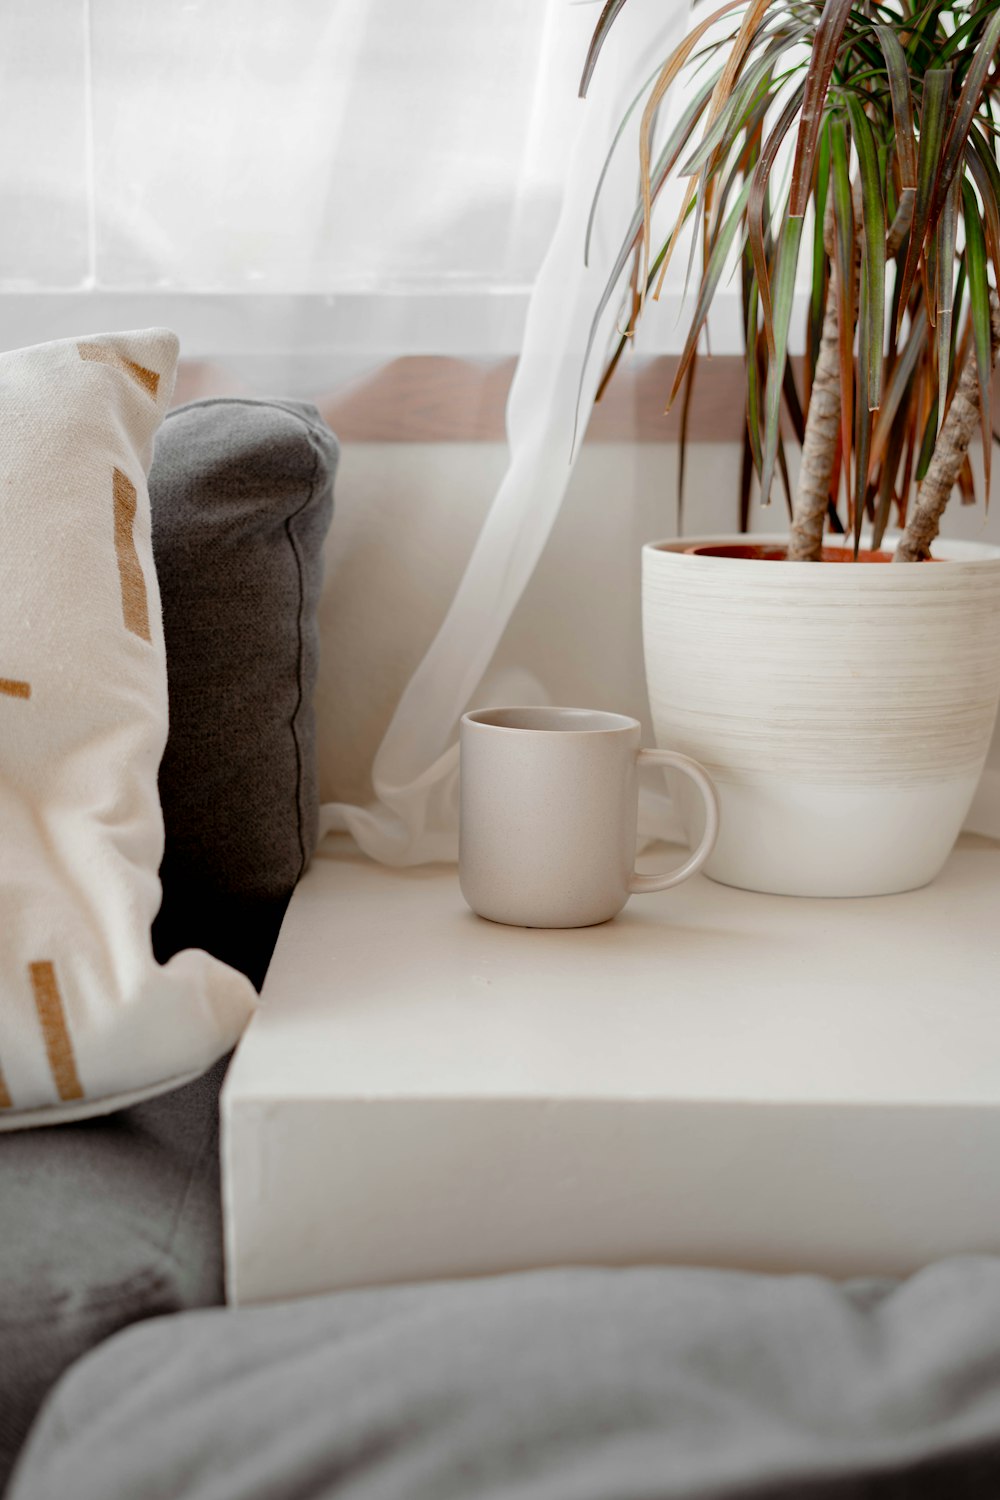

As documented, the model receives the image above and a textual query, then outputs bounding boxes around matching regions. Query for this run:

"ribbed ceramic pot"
[642,534,1000,896]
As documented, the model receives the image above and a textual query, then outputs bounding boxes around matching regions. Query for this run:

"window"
[0,0,597,356]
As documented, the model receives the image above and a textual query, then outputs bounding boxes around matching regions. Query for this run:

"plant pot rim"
[644,533,1000,568]
[684,542,897,563]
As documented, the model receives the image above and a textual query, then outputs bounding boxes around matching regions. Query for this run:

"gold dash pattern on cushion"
[29,961,84,1103]
[0,678,30,699]
[0,1064,11,1110]
[77,341,160,397]
[113,468,152,642]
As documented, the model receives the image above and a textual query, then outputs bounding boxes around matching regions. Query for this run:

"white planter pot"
[643,535,1000,896]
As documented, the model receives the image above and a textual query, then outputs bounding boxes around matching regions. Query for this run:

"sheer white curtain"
[0,0,695,862]
[0,1,586,303]
[319,1,689,864]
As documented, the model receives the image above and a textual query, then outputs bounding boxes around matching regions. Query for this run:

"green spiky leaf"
[845,95,886,410]
[759,210,804,506]
[962,174,993,506]
[896,68,953,335]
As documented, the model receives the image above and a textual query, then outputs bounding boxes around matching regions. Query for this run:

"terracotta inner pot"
[682,543,901,563]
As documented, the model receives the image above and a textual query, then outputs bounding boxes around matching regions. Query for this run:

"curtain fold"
[320,1,687,865]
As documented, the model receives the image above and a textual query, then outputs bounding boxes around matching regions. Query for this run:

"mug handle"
[628,749,720,895]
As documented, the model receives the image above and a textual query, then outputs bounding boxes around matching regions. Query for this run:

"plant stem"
[788,187,857,562]
[894,289,1000,562]
[788,270,842,560]
[788,185,914,562]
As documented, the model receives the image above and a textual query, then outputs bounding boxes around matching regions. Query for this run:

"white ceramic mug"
[459,707,720,928]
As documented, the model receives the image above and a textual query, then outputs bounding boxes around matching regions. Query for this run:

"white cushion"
[0,329,255,1129]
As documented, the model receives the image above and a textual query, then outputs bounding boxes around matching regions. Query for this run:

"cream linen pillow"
[0,329,255,1129]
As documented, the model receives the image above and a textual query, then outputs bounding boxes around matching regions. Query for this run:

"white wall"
[318,438,1000,809]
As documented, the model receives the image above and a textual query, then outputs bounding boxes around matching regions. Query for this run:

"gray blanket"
[12,1257,1000,1499]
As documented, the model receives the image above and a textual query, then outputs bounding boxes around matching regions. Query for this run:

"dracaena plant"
[582,0,1000,561]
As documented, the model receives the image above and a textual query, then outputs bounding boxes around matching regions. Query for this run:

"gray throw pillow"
[150,398,338,990]
[12,1259,1000,1499]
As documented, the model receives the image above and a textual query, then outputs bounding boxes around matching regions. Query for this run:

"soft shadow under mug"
[459,707,720,928]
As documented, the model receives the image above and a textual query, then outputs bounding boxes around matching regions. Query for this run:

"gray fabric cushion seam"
[283,425,326,880]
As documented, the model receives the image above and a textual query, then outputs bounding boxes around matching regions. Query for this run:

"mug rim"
[462,706,640,736]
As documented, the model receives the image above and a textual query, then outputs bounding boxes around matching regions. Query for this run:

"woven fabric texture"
[150,398,338,991]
